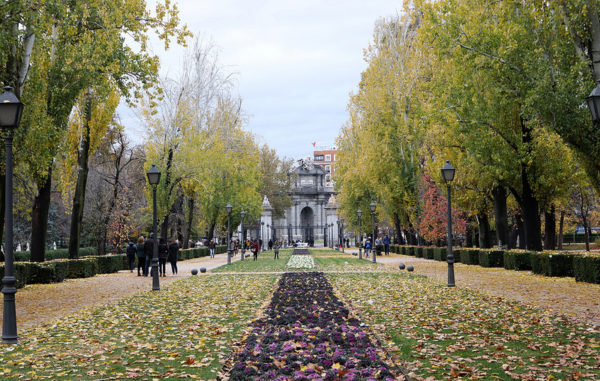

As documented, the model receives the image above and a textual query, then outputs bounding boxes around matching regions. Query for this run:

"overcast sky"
[121,0,400,160]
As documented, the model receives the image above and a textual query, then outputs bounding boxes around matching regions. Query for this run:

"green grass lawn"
[327,272,600,380]
[212,248,383,273]
[0,274,278,380]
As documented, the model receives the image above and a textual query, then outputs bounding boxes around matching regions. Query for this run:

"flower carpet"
[222,272,401,380]
[286,255,315,269]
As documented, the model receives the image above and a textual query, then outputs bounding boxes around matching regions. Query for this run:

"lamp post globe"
[442,160,456,287]
[0,86,24,344]
[146,164,161,291]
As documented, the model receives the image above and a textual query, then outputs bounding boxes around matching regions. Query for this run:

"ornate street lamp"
[357,209,363,260]
[266,224,270,245]
[441,160,456,287]
[370,201,376,263]
[587,83,600,122]
[226,203,232,265]
[146,164,161,291]
[323,223,327,247]
[261,221,264,245]
[1,86,23,344]
[240,210,245,260]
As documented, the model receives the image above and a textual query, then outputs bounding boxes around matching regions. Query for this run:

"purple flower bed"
[292,248,311,255]
[224,272,399,380]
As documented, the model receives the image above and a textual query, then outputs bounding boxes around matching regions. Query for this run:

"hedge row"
[0,245,228,289]
[12,247,98,262]
[0,254,128,288]
[389,244,600,284]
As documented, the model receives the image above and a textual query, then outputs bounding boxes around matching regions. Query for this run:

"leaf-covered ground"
[0,274,277,380]
[328,272,600,380]
[377,254,600,325]
[223,272,400,380]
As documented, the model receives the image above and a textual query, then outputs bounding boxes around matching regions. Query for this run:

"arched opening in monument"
[300,207,314,245]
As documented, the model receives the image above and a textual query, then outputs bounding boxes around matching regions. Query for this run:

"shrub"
[51,260,69,282]
[415,247,424,257]
[460,249,479,265]
[503,250,532,271]
[216,245,227,254]
[478,250,504,267]
[66,258,98,278]
[531,252,574,277]
[423,247,434,259]
[433,247,447,261]
[451,249,461,262]
[573,254,600,284]
[30,263,56,284]
[96,255,125,274]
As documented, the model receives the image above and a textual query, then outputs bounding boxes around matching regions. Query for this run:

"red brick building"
[313,148,338,187]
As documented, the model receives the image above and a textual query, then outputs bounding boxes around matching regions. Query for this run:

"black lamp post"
[340,218,345,252]
[442,160,456,287]
[323,224,327,247]
[587,83,600,122]
[370,201,376,263]
[357,209,363,260]
[288,223,292,245]
[240,210,245,260]
[261,221,264,244]
[146,164,161,291]
[1,86,23,344]
[226,203,232,265]
[266,224,270,245]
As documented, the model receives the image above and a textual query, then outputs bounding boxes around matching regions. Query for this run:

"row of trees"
[335,0,600,251]
[1,1,295,260]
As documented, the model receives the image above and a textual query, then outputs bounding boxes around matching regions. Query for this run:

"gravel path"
[2,253,237,330]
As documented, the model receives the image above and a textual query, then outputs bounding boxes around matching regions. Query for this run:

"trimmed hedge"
[503,250,532,271]
[531,252,574,277]
[478,250,504,267]
[460,249,479,265]
[573,254,600,284]
[433,247,447,261]
[13,247,97,262]
[424,247,434,259]
[415,247,424,258]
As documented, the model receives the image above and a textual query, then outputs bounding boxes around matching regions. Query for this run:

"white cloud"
[123,0,400,158]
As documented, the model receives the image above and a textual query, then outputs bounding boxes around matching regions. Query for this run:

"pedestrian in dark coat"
[136,237,146,276]
[126,242,136,272]
[158,238,168,276]
[252,239,260,261]
[168,238,179,275]
[144,234,155,276]
[273,241,280,259]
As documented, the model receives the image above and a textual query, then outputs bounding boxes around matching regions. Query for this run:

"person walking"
[209,239,215,258]
[158,238,168,277]
[268,239,273,251]
[136,237,146,276]
[383,235,391,255]
[168,238,179,275]
[143,234,155,277]
[273,240,280,259]
[252,239,260,261]
[126,241,136,272]
[365,237,371,257]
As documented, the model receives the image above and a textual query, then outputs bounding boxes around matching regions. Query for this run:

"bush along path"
[221,272,402,380]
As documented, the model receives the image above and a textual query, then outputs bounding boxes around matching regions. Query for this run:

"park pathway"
[222,272,403,380]
[0,252,238,330]
[374,253,600,326]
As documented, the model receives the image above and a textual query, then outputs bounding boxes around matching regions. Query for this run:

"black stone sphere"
[407,265,414,272]
[200,267,207,273]
[191,269,198,275]
[399,263,406,270]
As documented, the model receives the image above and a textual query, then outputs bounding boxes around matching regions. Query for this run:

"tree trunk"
[492,186,509,249]
[68,90,92,259]
[183,196,194,249]
[477,213,492,248]
[515,213,526,249]
[393,212,404,244]
[544,204,556,250]
[558,209,565,250]
[30,165,53,262]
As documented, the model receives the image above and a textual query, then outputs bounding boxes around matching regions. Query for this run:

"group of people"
[362,235,391,256]
[126,234,180,277]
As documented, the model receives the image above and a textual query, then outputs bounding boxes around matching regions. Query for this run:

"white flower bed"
[286,255,315,269]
